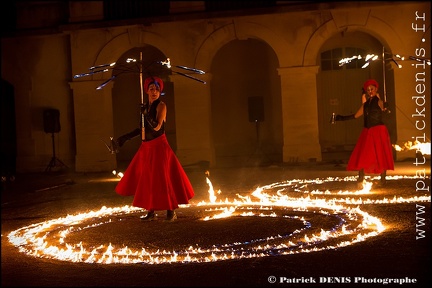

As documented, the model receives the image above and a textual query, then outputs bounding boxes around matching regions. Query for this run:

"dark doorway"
[1,79,16,181]
[210,39,282,167]
[112,47,174,170]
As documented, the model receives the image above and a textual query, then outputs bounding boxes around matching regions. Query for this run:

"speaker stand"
[246,120,271,166]
[45,132,67,172]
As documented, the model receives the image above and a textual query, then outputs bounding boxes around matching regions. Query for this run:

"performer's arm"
[116,128,140,147]
[334,90,366,121]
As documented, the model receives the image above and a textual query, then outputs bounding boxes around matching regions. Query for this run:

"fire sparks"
[7,175,430,265]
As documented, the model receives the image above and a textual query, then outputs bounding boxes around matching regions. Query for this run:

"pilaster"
[278,66,322,162]
[69,80,117,172]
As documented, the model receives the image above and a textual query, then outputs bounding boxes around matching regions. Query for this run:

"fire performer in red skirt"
[114,76,194,221]
[333,79,394,186]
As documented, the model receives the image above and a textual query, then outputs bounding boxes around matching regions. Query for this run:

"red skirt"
[347,125,394,174]
[115,134,194,210]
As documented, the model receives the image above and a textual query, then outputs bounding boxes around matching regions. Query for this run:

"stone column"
[278,66,322,162]
[69,80,117,172]
[170,73,215,166]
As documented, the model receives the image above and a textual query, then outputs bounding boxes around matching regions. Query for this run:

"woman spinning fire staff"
[114,76,194,221]
[332,79,394,187]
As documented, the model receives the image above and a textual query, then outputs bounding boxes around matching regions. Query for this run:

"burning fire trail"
[393,140,431,155]
[7,175,430,264]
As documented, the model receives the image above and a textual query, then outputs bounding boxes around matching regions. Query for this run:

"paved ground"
[1,160,431,287]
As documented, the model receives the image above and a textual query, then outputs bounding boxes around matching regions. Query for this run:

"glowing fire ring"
[7,175,430,264]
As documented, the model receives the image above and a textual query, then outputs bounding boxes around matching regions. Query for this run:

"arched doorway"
[112,46,174,170]
[317,31,396,162]
[1,79,16,182]
[210,39,282,167]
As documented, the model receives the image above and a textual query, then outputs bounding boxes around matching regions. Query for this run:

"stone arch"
[303,13,405,67]
[111,45,172,167]
[195,20,291,71]
[72,28,173,171]
[194,21,287,166]
[305,13,403,162]
[95,27,170,72]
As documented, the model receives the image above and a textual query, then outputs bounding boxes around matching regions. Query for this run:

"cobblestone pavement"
[1,161,431,287]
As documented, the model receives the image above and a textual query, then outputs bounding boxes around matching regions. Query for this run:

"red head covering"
[144,76,164,92]
[363,79,379,91]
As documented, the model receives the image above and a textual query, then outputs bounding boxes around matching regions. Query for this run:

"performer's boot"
[380,170,387,186]
[140,210,155,221]
[357,169,365,189]
[165,210,177,222]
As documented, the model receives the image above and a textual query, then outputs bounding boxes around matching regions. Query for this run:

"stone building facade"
[1,1,430,173]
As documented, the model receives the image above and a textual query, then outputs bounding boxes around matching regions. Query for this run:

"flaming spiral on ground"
[7,175,430,264]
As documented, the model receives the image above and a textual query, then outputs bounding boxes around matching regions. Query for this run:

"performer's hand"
[117,135,128,147]
[111,138,120,153]
[145,116,159,130]
[383,102,390,113]
[140,104,148,116]
[335,114,355,121]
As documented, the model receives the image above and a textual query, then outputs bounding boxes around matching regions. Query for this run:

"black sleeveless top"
[363,96,383,128]
[143,99,165,141]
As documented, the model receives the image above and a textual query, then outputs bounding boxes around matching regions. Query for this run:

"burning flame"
[7,174,430,265]
[393,140,431,155]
